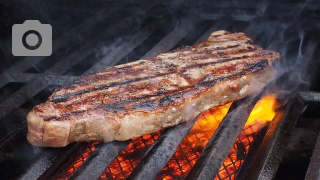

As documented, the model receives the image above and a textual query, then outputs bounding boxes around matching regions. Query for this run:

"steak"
[27,30,281,147]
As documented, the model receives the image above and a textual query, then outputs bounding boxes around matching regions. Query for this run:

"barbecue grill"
[0,0,320,179]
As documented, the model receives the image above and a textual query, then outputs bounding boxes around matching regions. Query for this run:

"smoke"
[273,20,319,91]
[233,1,320,92]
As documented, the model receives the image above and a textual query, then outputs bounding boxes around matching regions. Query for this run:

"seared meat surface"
[27,30,281,147]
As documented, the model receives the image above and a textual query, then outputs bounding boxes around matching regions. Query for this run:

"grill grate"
[158,124,262,180]
[52,142,98,179]
[0,0,319,180]
[51,101,271,180]
[101,132,162,179]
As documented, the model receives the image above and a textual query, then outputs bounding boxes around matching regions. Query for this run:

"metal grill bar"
[70,141,129,180]
[19,143,85,180]
[127,117,198,180]
[235,126,269,179]
[186,95,261,180]
[299,91,320,102]
[195,16,234,44]
[141,14,201,59]
[243,93,305,180]
[277,91,320,102]
[83,23,161,75]
[38,143,92,180]
[305,130,320,180]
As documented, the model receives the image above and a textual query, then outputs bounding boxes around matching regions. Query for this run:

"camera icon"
[12,20,52,56]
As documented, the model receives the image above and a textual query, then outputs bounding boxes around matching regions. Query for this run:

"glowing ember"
[57,95,278,180]
[100,131,162,179]
[158,94,278,179]
[157,104,231,179]
[53,141,99,179]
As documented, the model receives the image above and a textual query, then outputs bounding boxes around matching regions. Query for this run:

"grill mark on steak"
[49,50,271,103]
[42,60,269,121]
[198,60,268,87]
[48,55,275,110]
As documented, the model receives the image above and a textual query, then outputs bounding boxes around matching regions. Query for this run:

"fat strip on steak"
[27,30,281,147]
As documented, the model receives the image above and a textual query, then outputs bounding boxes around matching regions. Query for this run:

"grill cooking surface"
[0,0,320,179]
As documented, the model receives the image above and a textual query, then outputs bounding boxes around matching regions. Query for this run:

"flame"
[159,94,278,179]
[57,95,278,179]
[246,94,278,126]
[214,94,278,180]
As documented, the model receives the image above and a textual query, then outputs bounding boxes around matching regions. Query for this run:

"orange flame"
[214,95,278,179]
[246,94,278,127]
[159,94,278,179]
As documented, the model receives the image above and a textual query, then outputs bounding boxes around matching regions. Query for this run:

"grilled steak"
[27,30,281,147]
